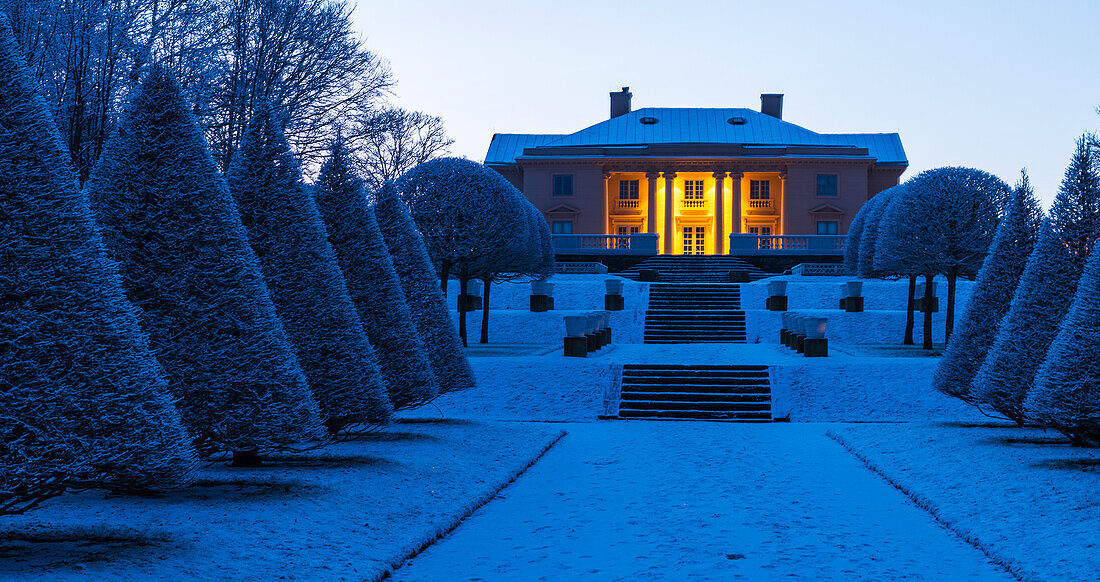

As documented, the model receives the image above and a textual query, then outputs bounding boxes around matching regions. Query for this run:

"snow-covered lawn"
[829,422,1100,582]
[388,422,1014,582]
[0,420,564,581]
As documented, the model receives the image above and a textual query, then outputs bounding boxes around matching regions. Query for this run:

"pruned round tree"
[873,187,919,344]
[227,106,393,431]
[313,137,439,409]
[857,188,897,278]
[843,199,871,274]
[86,67,323,458]
[0,19,195,513]
[372,181,476,394]
[874,167,1008,350]
[935,171,1043,403]
[977,137,1100,424]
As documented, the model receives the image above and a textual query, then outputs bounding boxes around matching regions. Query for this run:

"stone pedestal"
[564,336,588,357]
[844,297,864,313]
[780,328,789,345]
[586,333,599,353]
[839,297,847,310]
[531,294,553,312]
[457,294,482,312]
[605,294,624,311]
[795,334,806,353]
[804,338,829,357]
[766,295,788,311]
[604,327,613,345]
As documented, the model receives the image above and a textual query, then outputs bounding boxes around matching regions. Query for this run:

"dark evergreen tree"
[86,67,322,457]
[372,182,476,394]
[227,107,392,430]
[313,138,438,409]
[935,171,1043,403]
[1,17,194,515]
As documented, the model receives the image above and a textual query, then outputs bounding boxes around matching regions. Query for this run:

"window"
[816,174,838,197]
[617,225,640,235]
[683,180,704,200]
[552,175,573,197]
[551,220,573,234]
[750,180,770,200]
[682,226,706,255]
[618,180,639,200]
[816,220,839,235]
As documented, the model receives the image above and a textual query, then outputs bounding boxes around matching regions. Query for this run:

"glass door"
[682,226,706,255]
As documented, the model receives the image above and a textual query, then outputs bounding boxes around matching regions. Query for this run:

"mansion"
[485,88,907,255]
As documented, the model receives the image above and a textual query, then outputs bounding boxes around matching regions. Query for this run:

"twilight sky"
[353,0,1100,206]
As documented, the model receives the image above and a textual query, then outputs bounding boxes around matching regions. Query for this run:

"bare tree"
[351,106,453,187]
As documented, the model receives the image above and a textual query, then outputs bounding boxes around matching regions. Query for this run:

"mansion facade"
[485,89,907,255]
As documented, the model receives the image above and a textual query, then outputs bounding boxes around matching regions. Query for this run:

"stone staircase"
[616,364,772,421]
[619,255,771,283]
[644,283,747,343]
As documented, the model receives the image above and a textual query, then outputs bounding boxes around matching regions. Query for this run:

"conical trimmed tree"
[858,187,899,278]
[934,171,1042,403]
[974,139,1100,423]
[86,67,322,458]
[313,138,438,409]
[372,182,476,394]
[843,200,870,274]
[1028,244,1100,445]
[1,17,194,515]
[227,107,392,430]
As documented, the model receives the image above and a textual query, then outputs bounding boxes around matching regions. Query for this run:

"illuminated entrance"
[682,226,706,255]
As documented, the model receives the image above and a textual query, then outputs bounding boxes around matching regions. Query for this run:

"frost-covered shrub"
[313,138,438,409]
[227,107,392,430]
[975,139,1100,424]
[0,20,195,513]
[86,67,322,456]
[843,199,871,274]
[1029,246,1100,445]
[372,182,476,394]
[935,172,1042,403]
[857,188,898,278]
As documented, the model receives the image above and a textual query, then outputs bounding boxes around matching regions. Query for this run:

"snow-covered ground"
[829,422,1100,582]
[0,420,563,581]
[388,422,1014,582]
[424,343,985,423]
[452,307,648,344]
[740,275,975,312]
[444,274,649,312]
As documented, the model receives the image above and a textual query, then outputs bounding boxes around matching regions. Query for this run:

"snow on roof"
[485,108,907,166]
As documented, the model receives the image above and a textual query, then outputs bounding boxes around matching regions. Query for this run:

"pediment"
[808,203,845,214]
[546,204,581,215]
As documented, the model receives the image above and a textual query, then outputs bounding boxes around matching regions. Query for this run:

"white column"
[663,171,677,254]
[729,171,743,235]
[601,171,611,235]
[779,170,789,236]
[645,171,660,234]
[712,171,726,255]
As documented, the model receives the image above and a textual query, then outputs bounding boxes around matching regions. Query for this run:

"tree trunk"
[458,276,468,347]
[231,449,263,467]
[440,260,451,293]
[946,271,958,342]
[904,274,916,345]
[480,278,491,344]
[922,273,935,350]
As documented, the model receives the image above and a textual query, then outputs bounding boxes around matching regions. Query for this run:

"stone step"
[619,400,771,412]
[621,391,771,402]
[617,409,772,421]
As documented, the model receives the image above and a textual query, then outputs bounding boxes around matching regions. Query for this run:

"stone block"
[804,337,829,357]
[766,295,788,311]
[605,294,625,311]
[564,336,588,357]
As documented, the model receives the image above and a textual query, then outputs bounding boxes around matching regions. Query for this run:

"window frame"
[816,174,839,197]
[552,174,574,197]
[816,220,839,235]
[618,179,640,200]
[551,220,574,234]
[749,179,771,200]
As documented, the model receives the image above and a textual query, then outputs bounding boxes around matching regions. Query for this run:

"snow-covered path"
[389,422,1013,582]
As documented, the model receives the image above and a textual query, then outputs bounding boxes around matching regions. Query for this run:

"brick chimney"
[610,87,632,119]
[760,93,784,119]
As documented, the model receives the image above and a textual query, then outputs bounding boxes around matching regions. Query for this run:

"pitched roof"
[484,107,906,166]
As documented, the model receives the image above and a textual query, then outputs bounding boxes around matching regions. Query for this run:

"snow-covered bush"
[875,167,1007,349]
[227,106,392,431]
[86,66,322,456]
[0,20,195,513]
[856,187,898,278]
[313,138,438,409]
[1029,242,1100,445]
[843,199,871,274]
[372,181,476,394]
[873,188,919,344]
[934,172,1042,402]
[975,139,1100,424]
